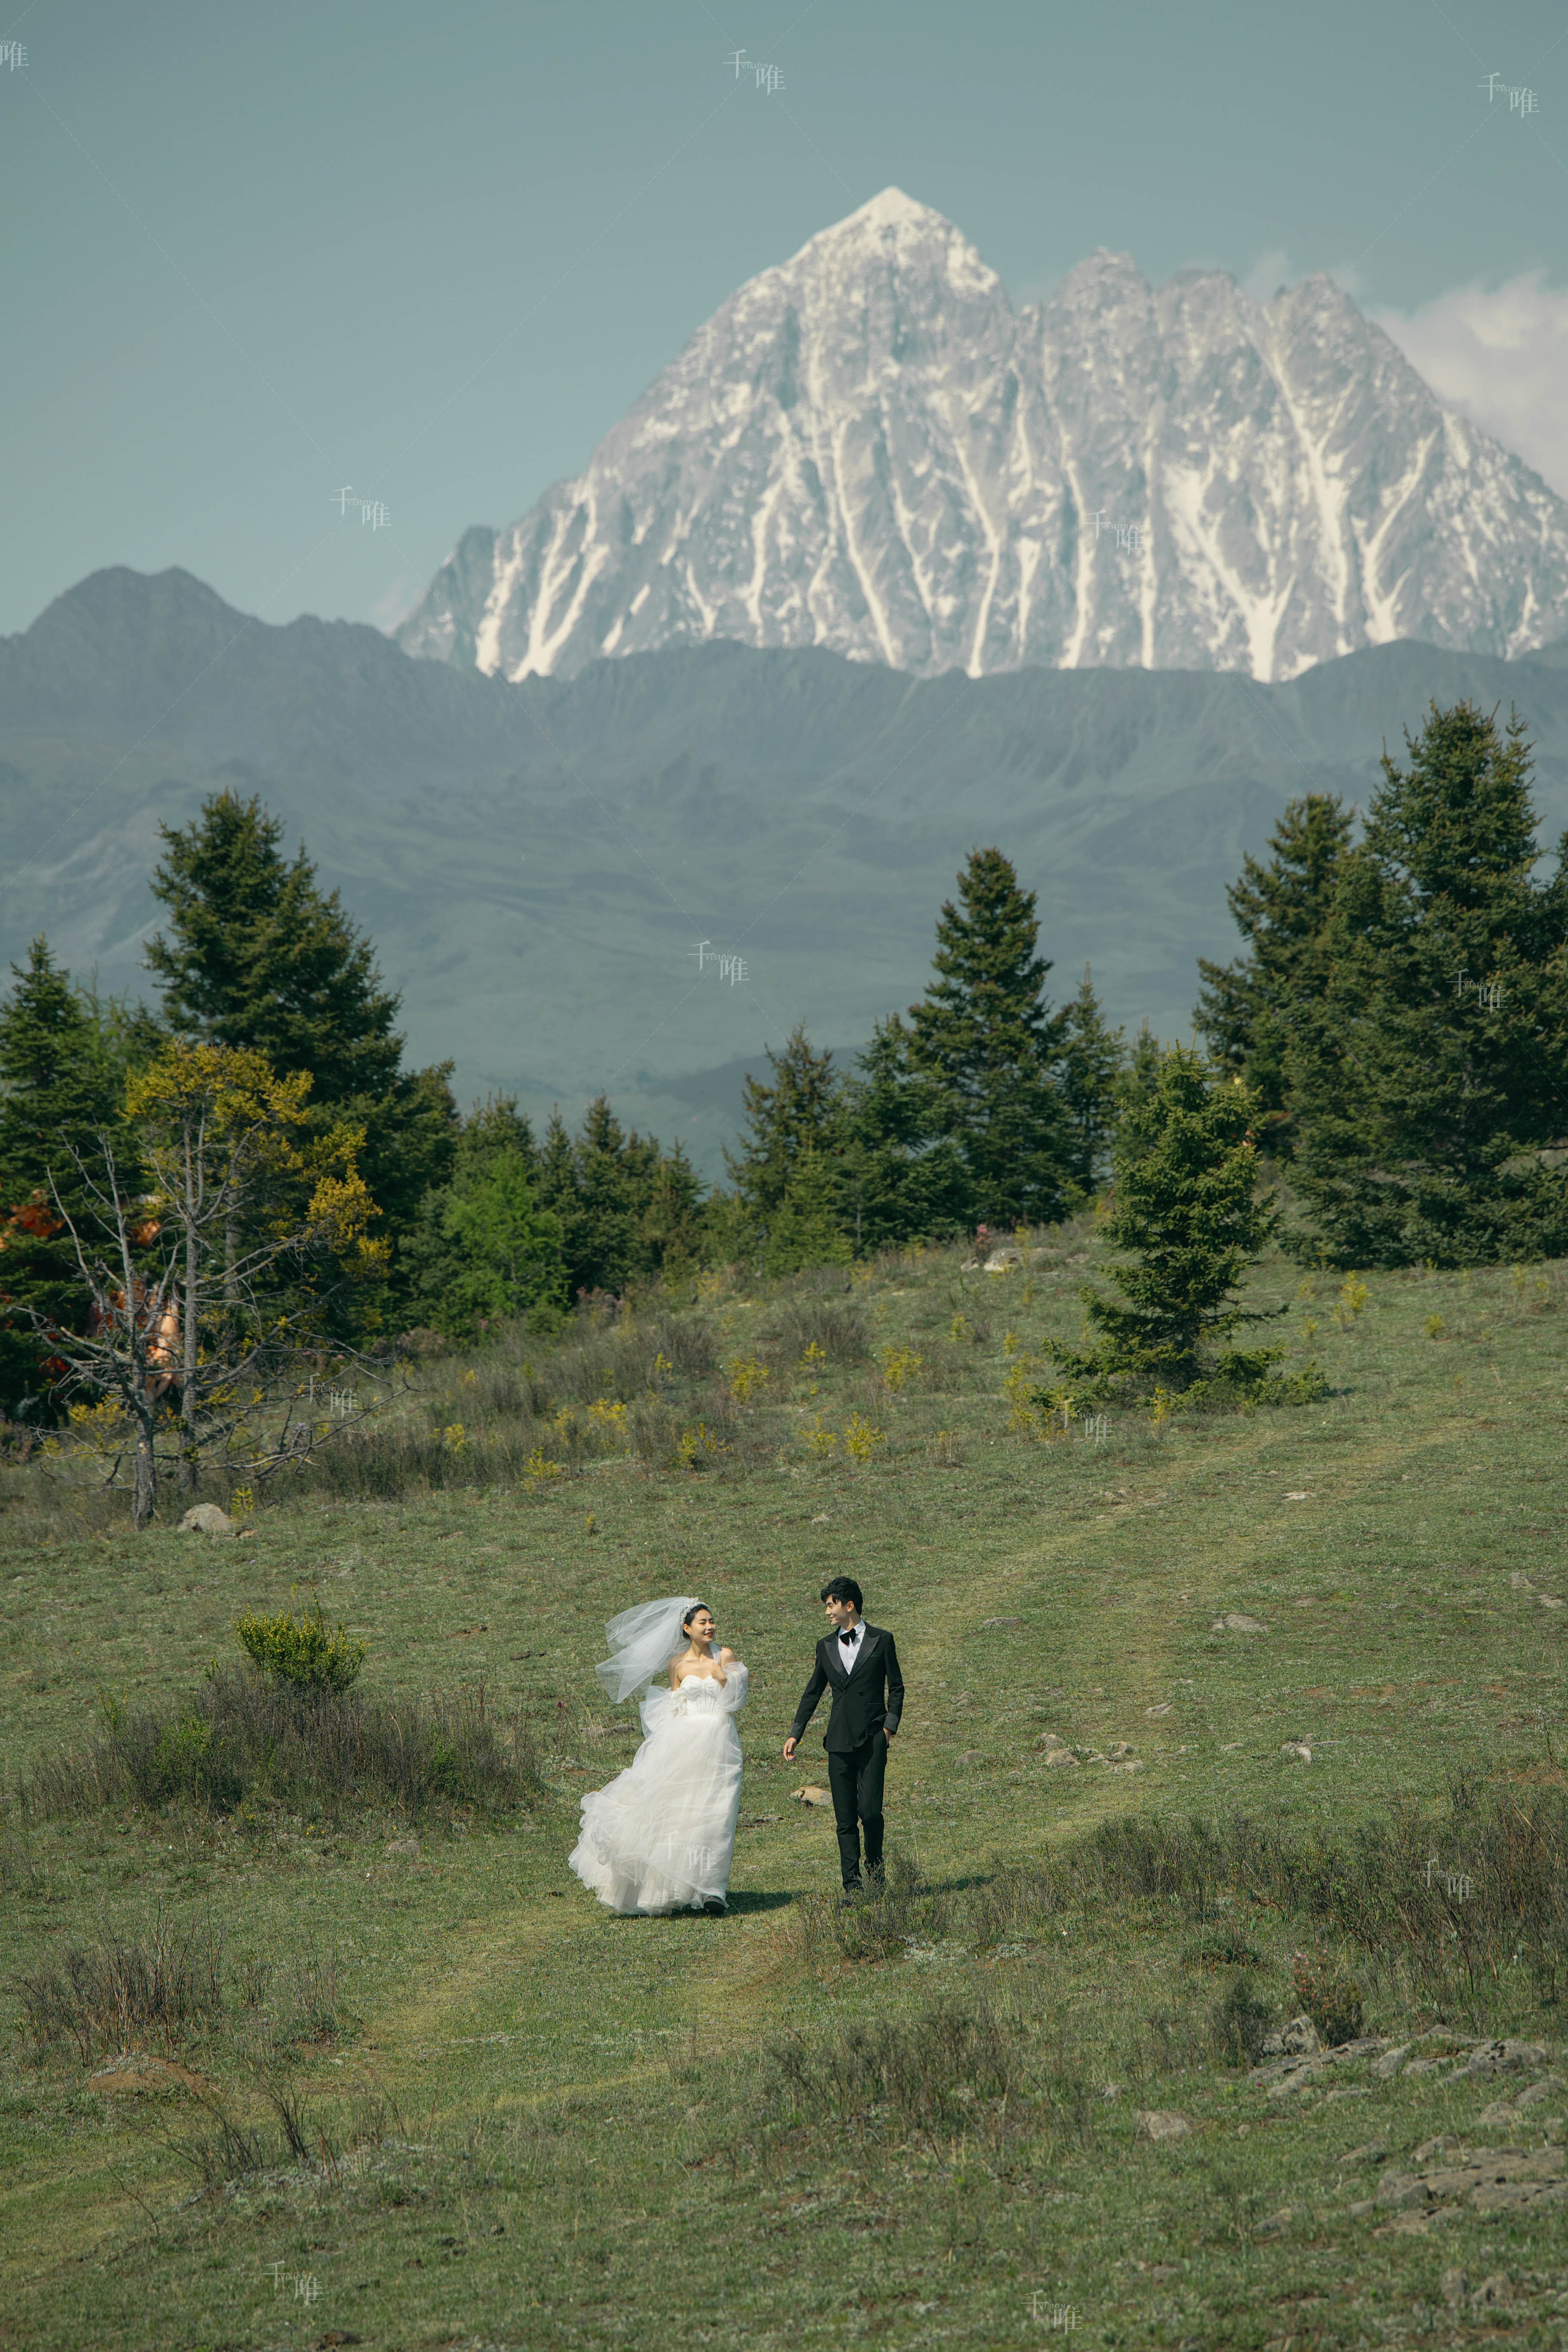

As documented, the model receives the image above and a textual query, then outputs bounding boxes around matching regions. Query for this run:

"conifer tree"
[404,1097,563,1336]
[1196,794,1352,1145]
[724,1026,843,1227]
[763,1144,853,1275]
[1287,702,1568,1265]
[1054,1046,1291,1398]
[906,848,1069,1225]
[1113,1020,1165,1149]
[144,791,458,1303]
[535,1099,707,1299]
[836,1017,970,1253]
[146,793,403,1100]
[0,940,138,1417]
[1056,966,1127,1198]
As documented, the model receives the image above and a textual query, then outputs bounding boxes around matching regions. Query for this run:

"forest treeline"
[2,695,1566,1423]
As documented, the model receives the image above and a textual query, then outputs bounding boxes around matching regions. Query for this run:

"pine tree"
[763,1144,853,1275]
[147,793,404,1100]
[906,848,1069,1225]
[837,1017,971,1252]
[1287,703,1568,1265]
[1196,794,1352,1145]
[433,1100,564,1337]
[145,791,458,1309]
[1054,1046,1290,1398]
[724,1026,843,1230]
[1056,966,1127,1198]
[1113,1020,1165,1149]
[0,940,138,1417]
[535,1100,708,1300]
[404,1097,559,1336]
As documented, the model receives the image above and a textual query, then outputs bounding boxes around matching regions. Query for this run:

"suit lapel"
[824,1635,848,1686]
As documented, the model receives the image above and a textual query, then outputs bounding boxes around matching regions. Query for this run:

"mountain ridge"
[397,188,1568,689]
[5,566,1568,1176]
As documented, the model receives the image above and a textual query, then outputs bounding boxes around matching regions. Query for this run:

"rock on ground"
[178,1503,235,1537]
[1136,2111,1191,2142]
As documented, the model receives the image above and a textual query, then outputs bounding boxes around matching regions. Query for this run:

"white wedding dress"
[570,1663,749,1915]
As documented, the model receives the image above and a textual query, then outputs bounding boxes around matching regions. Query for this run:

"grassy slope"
[1,1237,1566,2351]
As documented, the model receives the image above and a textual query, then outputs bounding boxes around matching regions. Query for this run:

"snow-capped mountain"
[397,189,1568,686]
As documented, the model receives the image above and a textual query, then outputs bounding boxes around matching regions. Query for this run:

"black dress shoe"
[701,1896,727,1916]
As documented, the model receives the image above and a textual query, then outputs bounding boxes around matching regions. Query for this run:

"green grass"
[2,1229,1567,2349]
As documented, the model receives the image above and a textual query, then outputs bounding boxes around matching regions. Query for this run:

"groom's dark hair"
[820,1576,863,1613]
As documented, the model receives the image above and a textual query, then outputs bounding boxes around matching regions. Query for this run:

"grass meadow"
[2,1223,1567,2351]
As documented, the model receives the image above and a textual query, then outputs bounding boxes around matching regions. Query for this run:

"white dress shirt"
[835,1621,866,1675]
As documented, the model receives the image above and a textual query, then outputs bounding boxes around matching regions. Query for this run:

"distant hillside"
[3,567,1567,1176]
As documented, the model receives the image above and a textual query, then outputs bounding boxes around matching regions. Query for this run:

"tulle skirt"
[569,1705,743,1915]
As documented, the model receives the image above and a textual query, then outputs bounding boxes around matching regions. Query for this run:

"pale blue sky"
[3,0,1566,640]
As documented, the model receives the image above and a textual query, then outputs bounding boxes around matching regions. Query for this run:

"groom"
[784,1577,904,1895]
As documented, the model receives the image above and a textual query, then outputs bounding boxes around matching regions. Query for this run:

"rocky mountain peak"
[397,195,1568,685]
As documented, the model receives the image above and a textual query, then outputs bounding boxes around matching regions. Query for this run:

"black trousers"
[827,1731,888,1888]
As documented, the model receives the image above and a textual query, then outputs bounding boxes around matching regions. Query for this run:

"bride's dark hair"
[681,1602,711,1633]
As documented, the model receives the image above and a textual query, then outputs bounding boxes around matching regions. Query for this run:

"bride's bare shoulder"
[719,1645,737,1661]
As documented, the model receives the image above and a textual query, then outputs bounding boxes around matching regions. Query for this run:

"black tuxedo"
[790,1624,903,1888]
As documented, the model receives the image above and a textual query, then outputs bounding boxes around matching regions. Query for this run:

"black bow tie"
[839,1629,856,1645]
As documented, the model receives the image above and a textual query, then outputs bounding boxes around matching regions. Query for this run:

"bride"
[568,1596,748,1916]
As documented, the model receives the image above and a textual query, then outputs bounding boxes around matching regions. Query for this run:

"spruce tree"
[1054,1046,1289,1398]
[906,848,1069,1225]
[724,1026,843,1228]
[1196,793,1352,1145]
[1056,965,1127,1198]
[837,1017,971,1252]
[146,793,403,1101]
[144,791,458,1308]
[0,940,136,1417]
[536,1099,707,1299]
[764,1144,853,1274]
[1287,702,1568,1265]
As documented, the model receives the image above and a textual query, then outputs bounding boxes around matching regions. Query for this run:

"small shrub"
[877,1343,922,1392]
[843,1412,885,1466]
[21,1669,545,1824]
[763,1295,867,1368]
[1212,1976,1274,2067]
[15,1913,224,2061]
[675,1422,725,1471]
[236,1597,365,1694]
[724,1355,769,1403]
[1290,1948,1364,2046]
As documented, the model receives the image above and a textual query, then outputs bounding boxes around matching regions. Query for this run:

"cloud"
[1242,248,1291,306]
[1373,272,1568,499]
[371,574,421,634]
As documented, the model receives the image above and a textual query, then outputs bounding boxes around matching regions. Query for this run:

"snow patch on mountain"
[398,190,1568,686]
